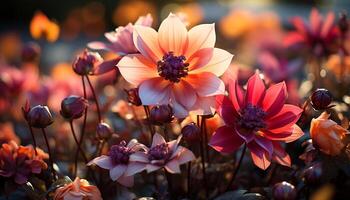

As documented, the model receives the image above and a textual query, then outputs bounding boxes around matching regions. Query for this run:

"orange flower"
[30,11,60,42]
[54,177,102,200]
[310,112,349,156]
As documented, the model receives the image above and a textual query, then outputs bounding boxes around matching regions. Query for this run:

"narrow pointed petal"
[248,141,271,170]
[245,72,266,106]
[262,82,287,118]
[229,79,245,111]
[284,124,304,143]
[176,147,196,164]
[216,95,238,125]
[129,152,149,162]
[209,126,244,153]
[124,162,146,176]
[321,12,335,38]
[93,57,121,75]
[109,165,127,181]
[117,175,134,187]
[172,81,197,109]
[133,25,163,62]
[117,54,158,85]
[266,105,303,132]
[189,48,233,76]
[186,24,216,57]
[164,159,181,173]
[310,8,322,33]
[87,155,113,170]
[152,133,166,147]
[158,13,188,55]
[272,142,291,167]
[139,77,171,105]
[185,72,225,97]
[254,136,273,156]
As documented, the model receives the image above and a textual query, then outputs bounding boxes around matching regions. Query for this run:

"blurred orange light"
[30,11,60,42]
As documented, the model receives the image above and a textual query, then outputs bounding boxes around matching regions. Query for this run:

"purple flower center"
[237,103,267,131]
[148,143,171,161]
[108,141,134,165]
[157,52,189,83]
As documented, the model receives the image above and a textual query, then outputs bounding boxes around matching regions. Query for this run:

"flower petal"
[146,164,162,173]
[209,126,244,153]
[93,57,121,75]
[262,82,287,118]
[189,48,233,76]
[87,155,113,170]
[124,162,146,176]
[172,81,197,109]
[228,80,245,112]
[171,98,189,118]
[245,72,266,106]
[117,54,158,85]
[254,136,273,156]
[133,25,163,62]
[117,175,134,187]
[189,96,216,116]
[248,141,271,170]
[186,24,216,57]
[139,77,171,105]
[266,104,303,132]
[152,133,166,147]
[129,152,149,163]
[110,165,127,181]
[185,72,225,97]
[216,95,238,125]
[158,13,188,55]
[272,142,291,167]
[164,159,181,173]
[177,147,196,165]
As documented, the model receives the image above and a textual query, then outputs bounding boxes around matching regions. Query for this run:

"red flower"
[0,141,48,184]
[284,8,339,56]
[210,72,303,169]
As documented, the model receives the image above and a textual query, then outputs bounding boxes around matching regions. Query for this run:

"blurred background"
[1,0,350,73]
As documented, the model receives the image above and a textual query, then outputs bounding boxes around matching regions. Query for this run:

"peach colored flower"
[117,13,233,118]
[310,112,349,156]
[87,140,146,187]
[130,133,195,173]
[54,177,102,200]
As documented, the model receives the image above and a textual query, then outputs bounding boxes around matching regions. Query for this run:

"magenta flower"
[284,8,339,56]
[129,133,195,173]
[117,13,233,117]
[210,72,304,169]
[87,140,146,187]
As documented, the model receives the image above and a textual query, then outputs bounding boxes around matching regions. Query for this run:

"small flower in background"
[149,105,174,125]
[72,50,104,76]
[53,177,102,200]
[181,122,200,143]
[30,11,60,42]
[117,13,233,118]
[210,72,303,169]
[273,181,297,200]
[27,105,54,128]
[130,133,195,173]
[310,112,348,156]
[87,140,146,187]
[310,88,333,110]
[96,122,114,140]
[60,95,88,120]
[0,141,48,184]
[284,8,339,57]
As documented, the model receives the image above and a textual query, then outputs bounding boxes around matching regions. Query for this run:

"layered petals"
[139,78,171,105]
[185,24,216,57]
[209,126,244,153]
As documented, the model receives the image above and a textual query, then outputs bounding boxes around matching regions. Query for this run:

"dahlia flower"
[129,133,195,173]
[284,8,339,56]
[0,141,48,184]
[117,13,233,117]
[87,140,146,187]
[210,73,303,169]
[310,112,349,156]
[53,177,102,200]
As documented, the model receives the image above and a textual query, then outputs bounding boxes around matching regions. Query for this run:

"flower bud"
[181,123,200,142]
[272,181,297,200]
[338,12,349,34]
[310,88,332,110]
[72,50,102,75]
[96,122,113,139]
[27,105,54,128]
[124,88,142,106]
[303,162,322,185]
[149,105,173,125]
[21,42,41,63]
[60,95,88,120]
[310,112,347,156]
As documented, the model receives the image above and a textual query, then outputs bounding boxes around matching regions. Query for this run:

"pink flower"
[210,72,304,169]
[54,177,102,200]
[87,140,146,187]
[88,14,153,55]
[284,8,339,56]
[129,133,195,173]
[117,13,233,117]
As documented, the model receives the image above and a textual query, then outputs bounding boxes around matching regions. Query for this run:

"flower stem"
[41,128,57,181]
[143,105,155,138]
[85,75,102,122]
[226,143,246,191]
[69,121,89,174]
[164,170,173,199]
[202,117,210,165]
[187,156,192,198]
[28,124,38,155]
[198,116,208,197]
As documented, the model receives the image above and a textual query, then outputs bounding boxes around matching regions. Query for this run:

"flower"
[130,133,195,173]
[72,50,110,76]
[310,88,333,110]
[181,122,200,142]
[310,112,348,156]
[273,181,297,200]
[88,14,153,55]
[210,72,304,169]
[284,8,339,56]
[27,105,54,128]
[117,13,233,118]
[96,122,113,140]
[149,105,174,125]
[0,141,48,184]
[60,95,88,120]
[53,177,102,200]
[87,140,146,187]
